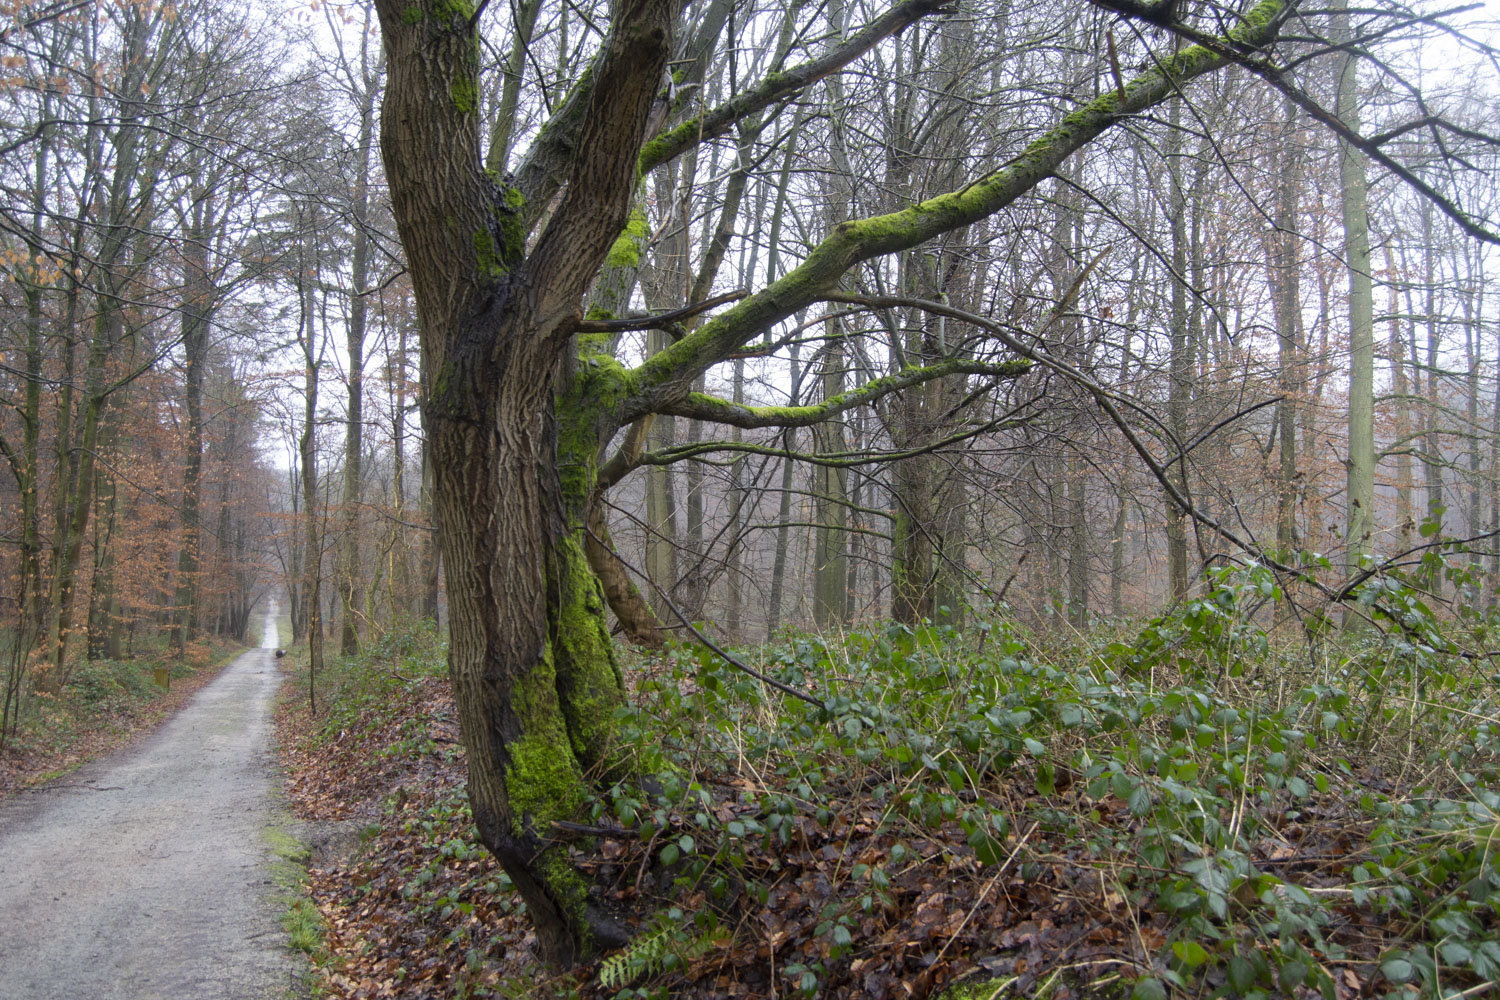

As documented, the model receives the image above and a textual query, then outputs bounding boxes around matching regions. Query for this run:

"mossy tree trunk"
[374,0,1283,967]
[374,0,671,966]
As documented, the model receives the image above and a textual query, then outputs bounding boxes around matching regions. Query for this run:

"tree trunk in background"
[724,357,745,638]
[420,419,441,622]
[1164,97,1191,601]
[1386,263,1413,552]
[1270,107,1302,567]
[643,335,680,622]
[337,37,380,656]
[1110,486,1128,617]
[765,342,802,639]
[1420,203,1443,579]
[813,328,850,630]
[1067,454,1088,626]
[287,463,305,641]
[1491,328,1500,606]
[678,377,708,622]
[173,207,214,657]
[1460,281,1483,582]
[1334,0,1375,582]
[390,313,415,614]
[299,278,325,697]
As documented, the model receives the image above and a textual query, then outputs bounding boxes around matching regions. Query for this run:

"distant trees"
[0,1,286,738]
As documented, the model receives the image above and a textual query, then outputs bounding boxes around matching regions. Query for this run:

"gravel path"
[0,606,300,1000]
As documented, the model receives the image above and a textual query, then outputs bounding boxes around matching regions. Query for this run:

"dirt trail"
[0,606,300,999]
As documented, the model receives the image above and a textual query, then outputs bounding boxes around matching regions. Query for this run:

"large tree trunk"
[173,214,214,657]
[375,0,670,966]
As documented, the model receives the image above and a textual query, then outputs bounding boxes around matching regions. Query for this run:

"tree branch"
[636,0,951,175]
[527,0,675,338]
[574,290,746,333]
[634,409,1034,469]
[1090,0,1500,244]
[622,0,1285,419]
[655,358,1030,429]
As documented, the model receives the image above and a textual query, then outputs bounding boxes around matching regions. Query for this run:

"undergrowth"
[598,559,1498,999]
[288,567,1499,1000]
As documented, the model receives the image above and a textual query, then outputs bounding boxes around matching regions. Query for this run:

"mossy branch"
[656,358,1030,429]
[636,0,949,176]
[623,0,1285,418]
[633,411,1033,470]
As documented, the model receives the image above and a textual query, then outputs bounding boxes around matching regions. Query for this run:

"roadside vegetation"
[0,631,252,797]
[280,561,1498,1000]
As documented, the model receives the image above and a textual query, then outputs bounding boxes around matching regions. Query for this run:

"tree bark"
[375,0,671,965]
[1334,0,1375,583]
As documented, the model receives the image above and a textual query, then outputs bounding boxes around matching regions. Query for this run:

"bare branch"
[1090,0,1500,244]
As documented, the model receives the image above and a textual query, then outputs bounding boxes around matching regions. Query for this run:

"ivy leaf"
[1279,960,1309,990]
[1173,940,1211,968]
[1132,977,1167,1000]
[1380,957,1413,983]
[1228,955,1256,993]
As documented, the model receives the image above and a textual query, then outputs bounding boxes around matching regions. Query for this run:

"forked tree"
[370,0,1492,966]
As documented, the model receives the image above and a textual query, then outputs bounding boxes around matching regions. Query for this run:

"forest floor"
[276,610,1499,1000]
[0,608,301,999]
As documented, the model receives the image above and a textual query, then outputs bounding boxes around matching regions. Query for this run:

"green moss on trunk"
[548,532,625,769]
[547,361,633,769]
[502,652,592,936]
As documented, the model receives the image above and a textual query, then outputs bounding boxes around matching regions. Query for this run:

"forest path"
[0,606,300,999]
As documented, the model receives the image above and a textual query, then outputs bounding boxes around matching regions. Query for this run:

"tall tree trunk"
[338,51,379,657]
[765,342,802,639]
[1066,454,1088,626]
[391,312,414,613]
[1387,265,1413,551]
[1164,97,1191,601]
[813,329,849,629]
[1271,106,1302,563]
[1109,485,1128,617]
[1420,203,1443,565]
[1335,0,1375,581]
[299,279,325,705]
[375,0,670,964]
[642,332,680,621]
[724,357,745,638]
[173,210,213,657]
